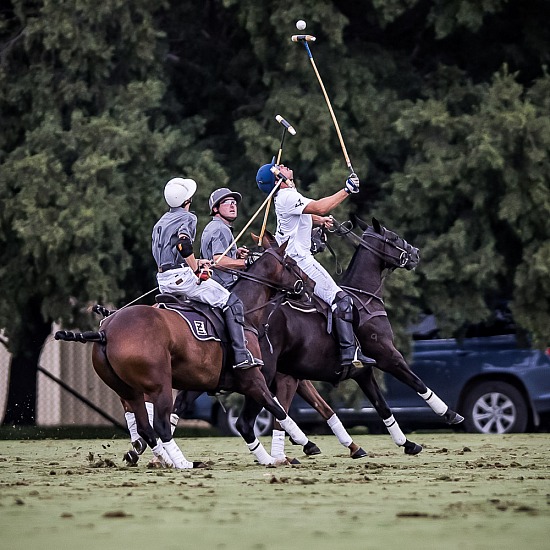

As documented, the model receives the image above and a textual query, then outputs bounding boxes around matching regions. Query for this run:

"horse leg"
[353,367,422,455]
[123,394,176,467]
[170,390,204,435]
[233,369,309,466]
[121,398,149,465]
[149,387,200,469]
[295,379,368,458]
[375,346,464,425]
[269,373,315,462]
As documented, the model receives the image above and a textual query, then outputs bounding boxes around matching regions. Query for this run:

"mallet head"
[291,34,316,42]
[275,114,296,136]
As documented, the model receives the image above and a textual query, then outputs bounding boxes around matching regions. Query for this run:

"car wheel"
[462,381,528,434]
[216,406,273,437]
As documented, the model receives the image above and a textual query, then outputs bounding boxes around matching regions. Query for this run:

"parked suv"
[183,315,550,436]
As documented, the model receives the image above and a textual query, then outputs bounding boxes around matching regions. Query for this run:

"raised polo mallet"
[274,114,296,164]
[292,29,355,174]
[258,115,297,241]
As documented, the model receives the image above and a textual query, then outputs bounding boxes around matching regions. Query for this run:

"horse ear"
[372,217,382,233]
[278,239,289,253]
[250,231,275,249]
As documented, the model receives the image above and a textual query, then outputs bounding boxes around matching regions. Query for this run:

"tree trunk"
[2,307,52,426]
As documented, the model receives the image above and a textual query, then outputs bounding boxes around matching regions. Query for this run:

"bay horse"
[250,218,463,458]
[55,242,311,469]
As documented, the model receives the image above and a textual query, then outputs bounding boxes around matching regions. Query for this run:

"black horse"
[242,217,463,457]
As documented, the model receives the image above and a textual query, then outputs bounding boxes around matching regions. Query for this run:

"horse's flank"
[94,305,223,393]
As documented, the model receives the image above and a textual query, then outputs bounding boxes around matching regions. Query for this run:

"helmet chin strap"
[216,210,236,224]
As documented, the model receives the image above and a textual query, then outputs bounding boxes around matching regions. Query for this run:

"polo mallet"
[258,115,297,241]
[292,34,354,174]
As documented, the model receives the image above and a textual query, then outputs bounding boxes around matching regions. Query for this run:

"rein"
[215,248,305,296]
[329,219,411,268]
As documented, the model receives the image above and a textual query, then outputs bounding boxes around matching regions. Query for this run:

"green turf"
[0,433,548,550]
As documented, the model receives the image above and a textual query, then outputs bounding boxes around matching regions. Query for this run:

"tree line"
[1,0,549,424]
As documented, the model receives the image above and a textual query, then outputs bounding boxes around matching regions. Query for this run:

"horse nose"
[408,248,420,269]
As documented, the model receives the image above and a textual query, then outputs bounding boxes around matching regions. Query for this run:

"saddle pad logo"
[193,320,208,336]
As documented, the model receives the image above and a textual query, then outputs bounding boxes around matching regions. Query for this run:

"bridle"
[330,219,415,270]
[215,247,305,296]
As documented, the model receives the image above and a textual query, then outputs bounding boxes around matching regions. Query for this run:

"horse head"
[242,237,306,296]
[352,216,420,271]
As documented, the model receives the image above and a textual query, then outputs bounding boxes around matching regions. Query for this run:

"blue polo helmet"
[256,157,277,194]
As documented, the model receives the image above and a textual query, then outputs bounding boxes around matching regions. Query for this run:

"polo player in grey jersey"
[201,188,253,287]
[152,177,262,370]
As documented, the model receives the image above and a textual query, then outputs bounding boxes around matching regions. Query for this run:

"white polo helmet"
[164,177,197,207]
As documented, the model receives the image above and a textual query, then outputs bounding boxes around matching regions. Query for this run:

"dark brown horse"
[248,218,463,457]
[55,243,311,468]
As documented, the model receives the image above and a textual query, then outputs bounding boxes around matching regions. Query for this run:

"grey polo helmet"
[209,188,242,215]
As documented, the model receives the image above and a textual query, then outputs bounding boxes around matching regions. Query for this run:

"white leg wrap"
[125,412,139,442]
[170,413,179,435]
[418,387,448,415]
[247,438,275,465]
[162,439,193,469]
[152,441,175,467]
[327,413,353,448]
[145,402,155,427]
[278,415,308,446]
[270,430,286,459]
[383,415,407,446]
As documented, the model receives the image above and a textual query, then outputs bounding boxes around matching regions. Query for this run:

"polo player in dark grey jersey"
[201,187,252,287]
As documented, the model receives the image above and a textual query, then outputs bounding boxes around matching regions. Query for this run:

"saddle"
[278,292,335,334]
[155,294,228,343]
[155,294,236,383]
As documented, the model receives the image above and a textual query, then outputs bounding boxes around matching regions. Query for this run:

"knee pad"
[332,293,353,322]
[224,293,245,323]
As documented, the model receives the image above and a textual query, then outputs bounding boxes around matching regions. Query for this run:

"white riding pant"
[291,254,341,305]
[157,267,230,308]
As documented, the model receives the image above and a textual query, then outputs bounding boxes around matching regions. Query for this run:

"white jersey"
[274,186,341,305]
[274,187,313,259]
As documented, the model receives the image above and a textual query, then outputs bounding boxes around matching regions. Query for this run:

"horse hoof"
[192,461,208,468]
[303,441,321,456]
[444,410,465,424]
[147,457,170,469]
[350,447,368,459]
[288,457,301,465]
[123,450,139,466]
[403,440,423,455]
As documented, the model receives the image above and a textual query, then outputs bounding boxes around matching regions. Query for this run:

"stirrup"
[233,351,264,370]
[344,348,376,369]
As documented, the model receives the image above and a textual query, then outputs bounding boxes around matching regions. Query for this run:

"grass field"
[0,432,549,550]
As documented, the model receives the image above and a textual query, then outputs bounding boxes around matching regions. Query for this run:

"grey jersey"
[152,208,197,268]
[201,217,237,287]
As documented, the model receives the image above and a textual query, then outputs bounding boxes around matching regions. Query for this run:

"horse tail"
[54,330,107,344]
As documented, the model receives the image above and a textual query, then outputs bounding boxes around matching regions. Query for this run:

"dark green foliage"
[1,0,549,422]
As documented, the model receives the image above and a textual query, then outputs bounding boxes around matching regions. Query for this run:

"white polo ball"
[296,20,306,31]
